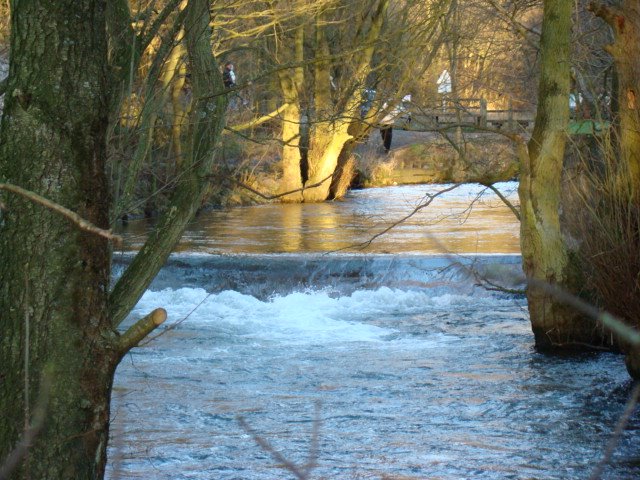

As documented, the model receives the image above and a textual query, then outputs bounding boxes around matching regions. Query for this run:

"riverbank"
[217,128,522,208]
[354,130,520,188]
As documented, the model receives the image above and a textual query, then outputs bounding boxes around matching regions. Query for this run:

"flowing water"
[108,183,640,479]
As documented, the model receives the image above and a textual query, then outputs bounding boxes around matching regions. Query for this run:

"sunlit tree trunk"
[269,0,392,202]
[277,24,304,202]
[520,0,601,348]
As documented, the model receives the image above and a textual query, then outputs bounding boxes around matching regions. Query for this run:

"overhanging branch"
[227,103,290,132]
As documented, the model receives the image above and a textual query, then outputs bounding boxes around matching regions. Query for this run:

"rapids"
[108,183,639,479]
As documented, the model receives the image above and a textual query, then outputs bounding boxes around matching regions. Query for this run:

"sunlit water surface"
[108,183,639,479]
[118,183,521,254]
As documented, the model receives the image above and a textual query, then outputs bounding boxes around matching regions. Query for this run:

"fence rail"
[405,98,535,132]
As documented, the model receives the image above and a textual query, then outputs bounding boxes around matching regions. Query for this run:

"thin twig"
[0,183,122,243]
[303,401,322,476]
[483,183,521,221]
[589,383,640,480]
[0,375,51,480]
[237,417,308,480]
[215,173,335,201]
[330,183,462,253]
[139,292,214,346]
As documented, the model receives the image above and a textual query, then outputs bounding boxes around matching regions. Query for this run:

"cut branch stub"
[118,308,167,355]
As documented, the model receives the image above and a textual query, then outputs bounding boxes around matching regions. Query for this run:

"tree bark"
[0,1,116,477]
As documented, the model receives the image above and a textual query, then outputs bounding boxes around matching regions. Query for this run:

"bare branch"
[331,184,462,252]
[139,292,213,347]
[0,183,122,243]
[227,103,290,132]
[470,262,525,295]
[483,183,521,221]
[109,0,227,328]
[237,416,310,480]
[140,0,184,52]
[118,308,167,355]
[216,173,335,201]
[484,0,541,48]
[303,401,322,476]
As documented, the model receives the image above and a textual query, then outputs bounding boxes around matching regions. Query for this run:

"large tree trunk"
[0,1,116,477]
[519,0,603,348]
[0,0,224,477]
[303,122,353,202]
[275,0,390,203]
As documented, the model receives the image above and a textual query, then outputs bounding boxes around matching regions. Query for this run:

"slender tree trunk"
[108,0,226,327]
[0,1,116,477]
[520,0,603,348]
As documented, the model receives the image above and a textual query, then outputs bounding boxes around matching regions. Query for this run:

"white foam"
[132,287,394,344]
[131,284,515,347]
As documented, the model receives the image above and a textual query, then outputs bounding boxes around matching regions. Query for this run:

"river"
[107,183,639,479]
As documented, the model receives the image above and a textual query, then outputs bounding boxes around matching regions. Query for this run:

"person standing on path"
[222,61,242,109]
[222,62,236,89]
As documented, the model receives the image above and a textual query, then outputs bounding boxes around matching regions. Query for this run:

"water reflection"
[118,183,521,254]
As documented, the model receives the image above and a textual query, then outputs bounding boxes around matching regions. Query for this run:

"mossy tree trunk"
[0,1,115,477]
[519,0,604,348]
[0,0,224,478]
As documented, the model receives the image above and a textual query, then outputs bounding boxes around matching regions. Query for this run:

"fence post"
[479,98,487,128]
[507,99,514,131]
